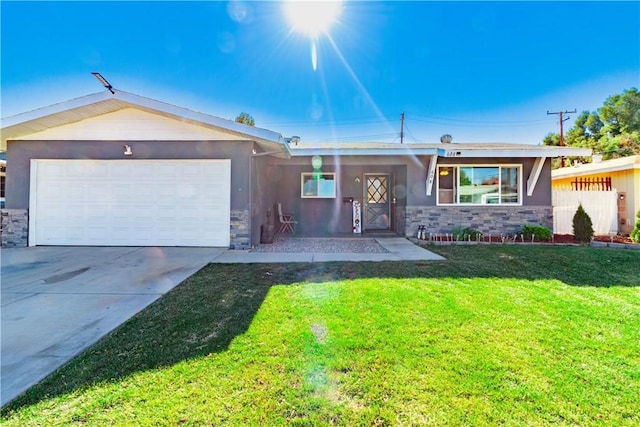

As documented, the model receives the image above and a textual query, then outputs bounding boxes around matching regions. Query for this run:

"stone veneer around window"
[404,205,553,238]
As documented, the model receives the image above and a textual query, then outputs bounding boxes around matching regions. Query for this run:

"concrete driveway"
[1,246,224,407]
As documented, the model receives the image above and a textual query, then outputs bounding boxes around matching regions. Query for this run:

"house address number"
[445,151,462,157]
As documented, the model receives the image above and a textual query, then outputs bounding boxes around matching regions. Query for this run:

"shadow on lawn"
[3,244,639,413]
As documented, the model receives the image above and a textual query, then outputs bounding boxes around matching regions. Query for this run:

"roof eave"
[1,90,291,157]
[290,146,593,158]
[290,147,440,156]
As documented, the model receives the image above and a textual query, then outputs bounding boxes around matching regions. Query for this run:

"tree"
[235,112,255,126]
[542,132,560,147]
[565,110,603,148]
[543,88,640,166]
[599,88,640,135]
[631,210,640,244]
[572,204,594,244]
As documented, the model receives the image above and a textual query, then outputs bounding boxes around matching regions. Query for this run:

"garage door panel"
[32,160,231,247]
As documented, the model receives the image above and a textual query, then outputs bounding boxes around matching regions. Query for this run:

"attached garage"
[29,159,231,247]
[1,89,291,248]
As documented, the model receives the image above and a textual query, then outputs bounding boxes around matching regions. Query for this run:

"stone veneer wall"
[404,206,553,238]
[395,205,407,236]
[230,209,250,249]
[0,208,251,249]
[1,209,29,247]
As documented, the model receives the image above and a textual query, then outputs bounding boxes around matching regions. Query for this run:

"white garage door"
[29,159,231,247]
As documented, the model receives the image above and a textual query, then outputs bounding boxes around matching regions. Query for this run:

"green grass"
[2,245,640,425]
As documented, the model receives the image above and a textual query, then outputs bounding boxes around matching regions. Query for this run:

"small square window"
[301,172,336,198]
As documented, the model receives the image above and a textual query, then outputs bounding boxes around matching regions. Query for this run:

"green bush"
[572,204,594,244]
[630,210,640,243]
[521,225,552,242]
[452,226,483,241]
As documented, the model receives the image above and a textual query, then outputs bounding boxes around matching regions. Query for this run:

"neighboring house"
[0,89,591,248]
[552,155,640,234]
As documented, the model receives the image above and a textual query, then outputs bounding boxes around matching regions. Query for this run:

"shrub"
[521,225,552,242]
[572,204,594,243]
[631,210,640,243]
[452,226,483,241]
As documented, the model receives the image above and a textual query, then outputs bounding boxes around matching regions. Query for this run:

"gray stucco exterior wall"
[5,138,557,245]
[270,154,554,237]
[5,140,253,210]
[6,139,254,248]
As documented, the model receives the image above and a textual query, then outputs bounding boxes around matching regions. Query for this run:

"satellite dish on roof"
[440,134,453,143]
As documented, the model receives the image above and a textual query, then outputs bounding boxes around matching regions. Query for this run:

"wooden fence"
[570,177,612,191]
[552,190,618,235]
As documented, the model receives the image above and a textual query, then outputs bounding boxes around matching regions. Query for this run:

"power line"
[314,132,399,142]
[406,111,549,125]
[409,117,548,128]
[403,124,420,143]
[261,115,394,127]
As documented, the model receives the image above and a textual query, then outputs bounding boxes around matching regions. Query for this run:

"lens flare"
[284,0,343,39]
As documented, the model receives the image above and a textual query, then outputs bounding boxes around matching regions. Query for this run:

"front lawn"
[2,245,639,425]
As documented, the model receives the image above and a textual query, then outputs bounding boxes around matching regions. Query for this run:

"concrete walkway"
[212,237,444,263]
[1,239,441,407]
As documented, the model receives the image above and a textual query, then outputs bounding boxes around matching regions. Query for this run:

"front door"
[364,174,390,230]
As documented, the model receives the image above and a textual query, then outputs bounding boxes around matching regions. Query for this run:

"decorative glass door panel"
[364,174,390,230]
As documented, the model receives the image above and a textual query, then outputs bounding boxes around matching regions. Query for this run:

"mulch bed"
[553,234,634,245]
[421,234,637,245]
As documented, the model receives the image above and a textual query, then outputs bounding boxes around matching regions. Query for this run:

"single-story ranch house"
[0,89,592,248]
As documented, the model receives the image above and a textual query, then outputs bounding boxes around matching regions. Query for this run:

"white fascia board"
[113,92,291,157]
[527,157,546,196]
[552,162,640,178]
[1,91,113,128]
[553,164,638,177]
[1,89,291,157]
[290,147,440,156]
[114,91,284,144]
[439,147,592,158]
[1,89,285,144]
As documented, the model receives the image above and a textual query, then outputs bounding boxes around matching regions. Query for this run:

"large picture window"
[301,172,336,198]
[437,165,521,205]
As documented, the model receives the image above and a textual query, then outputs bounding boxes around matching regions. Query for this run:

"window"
[437,165,521,205]
[301,172,336,198]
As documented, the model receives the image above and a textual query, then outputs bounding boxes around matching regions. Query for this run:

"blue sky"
[2,1,639,144]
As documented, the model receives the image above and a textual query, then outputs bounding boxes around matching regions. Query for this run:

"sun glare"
[284,0,343,39]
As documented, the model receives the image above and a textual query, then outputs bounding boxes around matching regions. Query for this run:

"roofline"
[1,91,114,127]
[290,145,592,158]
[552,158,640,178]
[2,89,291,156]
[290,147,440,156]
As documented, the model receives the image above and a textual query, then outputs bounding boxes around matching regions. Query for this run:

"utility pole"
[547,109,576,167]
[400,112,405,144]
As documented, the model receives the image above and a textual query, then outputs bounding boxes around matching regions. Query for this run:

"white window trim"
[436,164,523,206]
[301,172,337,198]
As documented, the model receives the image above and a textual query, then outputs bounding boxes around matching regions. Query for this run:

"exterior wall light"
[123,145,133,156]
